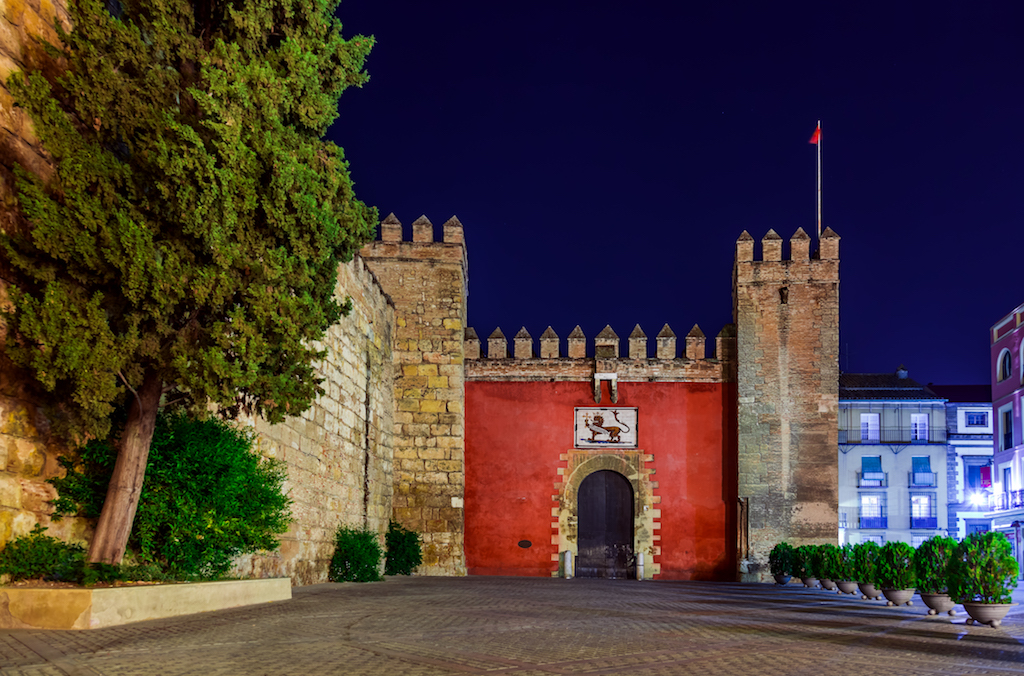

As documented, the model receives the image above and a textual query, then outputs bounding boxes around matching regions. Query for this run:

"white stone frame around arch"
[997,347,1012,382]
[552,449,661,579]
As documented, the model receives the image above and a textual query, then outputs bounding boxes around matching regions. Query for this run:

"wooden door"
[576,470,634,578]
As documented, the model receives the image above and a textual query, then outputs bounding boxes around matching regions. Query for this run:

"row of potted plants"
[768,532,1019,628]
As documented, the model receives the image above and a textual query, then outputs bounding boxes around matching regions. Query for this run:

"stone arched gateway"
[554,450,660,579]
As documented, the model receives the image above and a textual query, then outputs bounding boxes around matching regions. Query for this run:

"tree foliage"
[50,411,291,579]
[3,0,375,441]
[2,0,375,563]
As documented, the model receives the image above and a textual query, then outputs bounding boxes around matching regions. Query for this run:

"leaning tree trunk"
[87,370,164,565]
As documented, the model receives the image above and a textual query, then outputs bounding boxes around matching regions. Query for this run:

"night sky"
[328,1,1024,387]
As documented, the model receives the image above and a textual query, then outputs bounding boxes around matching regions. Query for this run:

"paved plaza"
[1,576,1023,675]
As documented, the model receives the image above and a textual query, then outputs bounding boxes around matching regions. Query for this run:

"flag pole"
[816,119,822,240]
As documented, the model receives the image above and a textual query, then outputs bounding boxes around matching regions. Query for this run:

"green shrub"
[50,411,291,580]
[913,536,956,594]
[876,541,916,590]
[852,541,881,584]
[0,524,86,582]
[817,544,852,581]
[949,531,1019,604]
[768,542,795,576]
[385,521,422,576]
[0,525,165,585]
[794,545,818,577]
[329,526,383,582]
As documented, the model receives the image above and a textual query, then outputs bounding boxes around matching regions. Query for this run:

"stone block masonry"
[234,257,396,585]
[360,214,468,576]
[734,227,840,581]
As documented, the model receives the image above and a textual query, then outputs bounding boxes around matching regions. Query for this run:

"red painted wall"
[465,380,737,579]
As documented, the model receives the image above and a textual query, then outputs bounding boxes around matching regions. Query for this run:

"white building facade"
[838,369,947,546]
[929,385,993,540]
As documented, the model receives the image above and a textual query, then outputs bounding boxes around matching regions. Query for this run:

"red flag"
[809,125,821,144]
[981,466,992,488]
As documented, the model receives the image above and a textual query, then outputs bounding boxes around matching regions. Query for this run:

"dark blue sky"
[329,1,1024,386]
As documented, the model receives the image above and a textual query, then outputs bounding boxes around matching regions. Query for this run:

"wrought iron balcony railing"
[993,489,1024,512]
[859,516,887,529]
[839,428,946,444]
[910,516,938,529]
[858,471,887,488]
[909,472,937,487]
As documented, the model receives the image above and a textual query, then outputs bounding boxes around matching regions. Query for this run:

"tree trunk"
[87,369,163,565]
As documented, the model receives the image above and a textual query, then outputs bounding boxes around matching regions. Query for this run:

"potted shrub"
[769,542,796,585]
[852,541,883,600]
[949,531,1019,627]
[795,544,819,588]
[819,544,860,594]
[816,544,840,591]
[913,536,957,616]
[830,544,859,594]
[876,541,916,606]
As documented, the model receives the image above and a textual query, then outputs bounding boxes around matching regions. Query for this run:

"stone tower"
[360,214,468,575]
[734,227,840,581]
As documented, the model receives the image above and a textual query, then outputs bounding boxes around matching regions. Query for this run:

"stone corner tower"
[359,213,468,576]
[734,226,840,582]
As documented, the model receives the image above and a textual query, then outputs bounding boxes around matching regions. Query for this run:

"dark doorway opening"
[576,470,635,578]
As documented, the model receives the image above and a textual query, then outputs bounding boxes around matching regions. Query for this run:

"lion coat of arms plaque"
[574,408,638,448]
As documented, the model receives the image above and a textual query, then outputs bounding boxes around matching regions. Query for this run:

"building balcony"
[909,472,937,487]
[859,516,887,529]
[839,428,946,444]
[857,471,887,488]
[993,490,1024,512]
[910,516,938,529]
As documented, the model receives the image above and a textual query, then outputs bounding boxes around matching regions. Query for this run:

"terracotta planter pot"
[836,581,859,595]
[820,579,838,591]
[773,574,791,585]
[963,602,1017,628]
[920,592,956,616]
[882,588,914,606]
[858,582,882,600]
[801,577,819,588]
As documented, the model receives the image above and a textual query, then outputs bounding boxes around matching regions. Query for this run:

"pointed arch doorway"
[576,470,635,578]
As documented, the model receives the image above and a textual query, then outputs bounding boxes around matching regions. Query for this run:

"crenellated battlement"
[734,227,839,286]
[377,212,466,245]
[464,323,736,383]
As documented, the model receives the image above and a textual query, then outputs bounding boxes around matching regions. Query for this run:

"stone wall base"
[0,578,292,629]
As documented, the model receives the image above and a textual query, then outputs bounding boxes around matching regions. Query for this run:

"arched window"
[998,349,1012,381]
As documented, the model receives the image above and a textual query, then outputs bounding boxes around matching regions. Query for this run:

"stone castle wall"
[360,214,468,576]
[233,257,396,585]
[734,227,840,581]
[0,337,91,550]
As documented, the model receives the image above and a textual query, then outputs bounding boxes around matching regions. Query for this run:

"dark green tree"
[2,0,375,564]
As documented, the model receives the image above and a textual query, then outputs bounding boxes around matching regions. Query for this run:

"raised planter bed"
[0,578,291,630]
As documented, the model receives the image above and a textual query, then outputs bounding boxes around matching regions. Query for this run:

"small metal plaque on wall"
[574,408,638,448]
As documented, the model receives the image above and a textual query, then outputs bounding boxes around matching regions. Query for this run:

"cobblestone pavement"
[1,577,1023,675]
